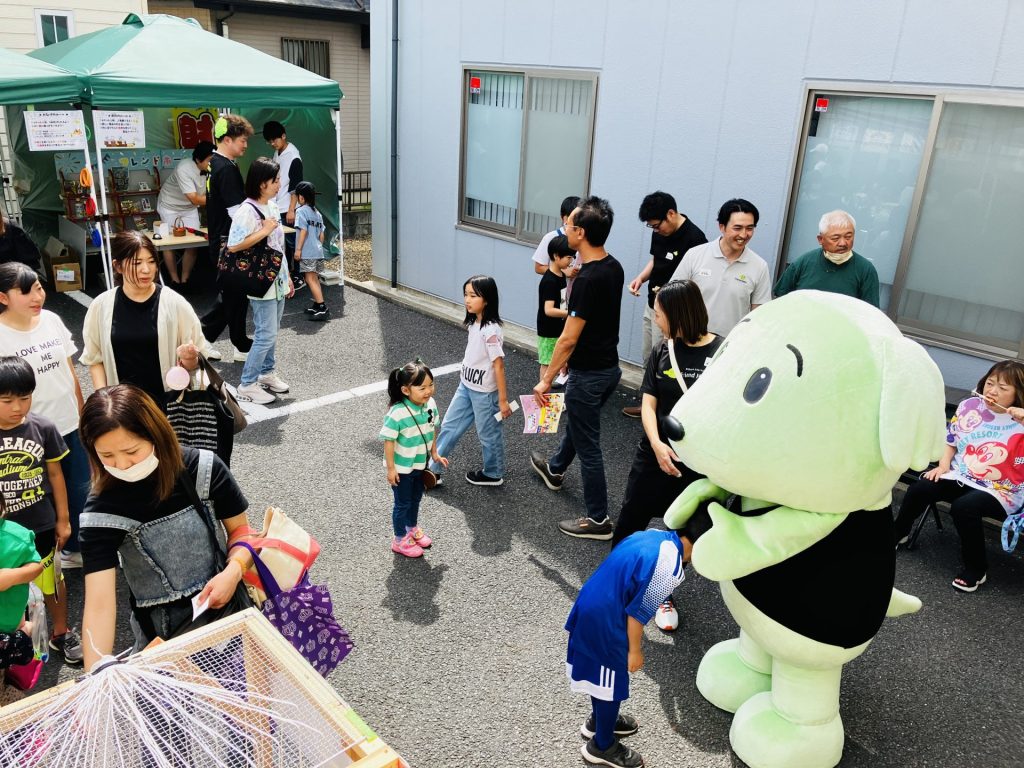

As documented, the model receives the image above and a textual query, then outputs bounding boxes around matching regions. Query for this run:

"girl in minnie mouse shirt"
[894,360,1024,592]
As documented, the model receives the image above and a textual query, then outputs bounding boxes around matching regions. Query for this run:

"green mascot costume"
[663,291,946,768]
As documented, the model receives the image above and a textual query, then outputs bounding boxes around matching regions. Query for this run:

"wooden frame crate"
[0,609,402,768]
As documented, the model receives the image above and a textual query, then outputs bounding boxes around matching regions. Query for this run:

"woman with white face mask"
[77,384,254,670]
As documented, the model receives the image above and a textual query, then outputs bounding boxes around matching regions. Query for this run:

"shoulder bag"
[215,202,283,297]
[166,353,247,467]
[405,401,438,490]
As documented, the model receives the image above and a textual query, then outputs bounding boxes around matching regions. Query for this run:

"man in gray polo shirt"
[669,198,771,335]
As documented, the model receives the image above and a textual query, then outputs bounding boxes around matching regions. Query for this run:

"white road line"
[233,362,462,424]
[60,286,459,425]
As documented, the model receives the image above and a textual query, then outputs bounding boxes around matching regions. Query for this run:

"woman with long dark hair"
[78,384,254,669]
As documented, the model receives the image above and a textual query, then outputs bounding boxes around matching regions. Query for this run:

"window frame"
[34,8,75,48]
[781,82,1024,361]
[281,38,331,79]
[458,65,598,245]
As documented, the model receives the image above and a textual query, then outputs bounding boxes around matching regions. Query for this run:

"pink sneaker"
[391,534,424,558]
[408,526,432,548]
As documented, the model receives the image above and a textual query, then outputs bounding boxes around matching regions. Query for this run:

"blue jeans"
[429,382,505,479]
[391,470,425,537]
[549,366,622,522]
[240,297,285,386]
[60,429,91,553]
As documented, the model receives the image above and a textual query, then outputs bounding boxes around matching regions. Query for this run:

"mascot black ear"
[878,334,947,473]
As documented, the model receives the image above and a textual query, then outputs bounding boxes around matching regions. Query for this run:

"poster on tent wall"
[24,110,87,152]
[172,108,217,149]
[94,111,146,149]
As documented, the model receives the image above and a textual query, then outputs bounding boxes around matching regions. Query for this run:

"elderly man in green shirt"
[774,210,880,307]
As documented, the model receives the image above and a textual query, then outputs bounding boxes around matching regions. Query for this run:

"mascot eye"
[743,367,772,403]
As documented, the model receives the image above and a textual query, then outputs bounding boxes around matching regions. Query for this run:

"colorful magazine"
[520,393,565,434]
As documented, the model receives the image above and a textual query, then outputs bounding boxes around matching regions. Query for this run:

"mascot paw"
[730,692,844,768]
[696,639,772,713]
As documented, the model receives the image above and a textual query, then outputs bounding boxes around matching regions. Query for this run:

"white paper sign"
[24,110,87,151]
[94,110,146,149]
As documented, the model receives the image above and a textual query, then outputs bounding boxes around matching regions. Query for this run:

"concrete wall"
[372,0,1024,387]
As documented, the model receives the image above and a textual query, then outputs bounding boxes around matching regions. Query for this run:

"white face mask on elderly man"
[104,451,160,483]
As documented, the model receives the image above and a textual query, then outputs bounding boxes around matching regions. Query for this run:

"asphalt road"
[27,281,1024,767]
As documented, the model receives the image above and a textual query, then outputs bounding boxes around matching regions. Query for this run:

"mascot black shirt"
[733,504,896,648]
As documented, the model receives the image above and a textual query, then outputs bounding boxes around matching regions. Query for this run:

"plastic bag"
[28,583,48,662]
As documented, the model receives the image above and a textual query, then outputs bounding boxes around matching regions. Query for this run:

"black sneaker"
[466,470,503,486]
[581,737,644,767]
[303,302,318,315]
[581,713,639,739]
[309,303,329,321]
[558,516,614,540]
[529,451,563,491]
[293,276,307,291]
[49,629,84,666]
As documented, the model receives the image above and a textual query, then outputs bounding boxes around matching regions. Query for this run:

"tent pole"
[81,137,111,289]
[390,0,398,288]
[335,106,344,276]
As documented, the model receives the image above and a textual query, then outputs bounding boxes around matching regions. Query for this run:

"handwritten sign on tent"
[94,110,146,149]
[23,110,87,151]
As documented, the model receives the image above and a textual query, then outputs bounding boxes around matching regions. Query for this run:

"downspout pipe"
[390,0,399,288]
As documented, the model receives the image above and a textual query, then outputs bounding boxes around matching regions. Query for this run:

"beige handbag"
[228,506,321,606]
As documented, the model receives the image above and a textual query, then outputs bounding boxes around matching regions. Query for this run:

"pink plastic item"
[165,365,191,391]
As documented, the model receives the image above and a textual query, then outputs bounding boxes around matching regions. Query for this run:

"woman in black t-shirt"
[610,280,722,629]
[80,231,206,408]
[77,385,254,670]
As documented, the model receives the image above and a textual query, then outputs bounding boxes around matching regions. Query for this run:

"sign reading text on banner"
[94,110,146,149]
[23,110,87,151]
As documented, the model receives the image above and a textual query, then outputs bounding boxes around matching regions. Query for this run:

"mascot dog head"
[665,291,946,514]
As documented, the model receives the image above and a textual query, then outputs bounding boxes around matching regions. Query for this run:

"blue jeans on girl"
[429,382,505,479]
[60,429,91,553]
[240,297,285,386]
[391,470,425,537]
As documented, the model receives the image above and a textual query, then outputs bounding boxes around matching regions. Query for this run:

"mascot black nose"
[663,416,685,442]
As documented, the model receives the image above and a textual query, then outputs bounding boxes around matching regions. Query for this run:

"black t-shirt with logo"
[536,270,567,338]
[639,335,723,446]
[647,217,709,307]
[567,254,624,371]
[206,152,245,251]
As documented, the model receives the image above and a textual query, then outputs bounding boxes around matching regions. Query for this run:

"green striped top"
[379,397,438,473]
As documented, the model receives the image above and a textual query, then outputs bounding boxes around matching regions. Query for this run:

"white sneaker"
[232,346,249,362]
[237,382,276,404]
[202,345,222,361]
[59,550,83,569]
[655,598,679,631]
[257,372,290,393]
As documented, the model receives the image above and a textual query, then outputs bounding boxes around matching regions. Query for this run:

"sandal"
[951,572,987,592]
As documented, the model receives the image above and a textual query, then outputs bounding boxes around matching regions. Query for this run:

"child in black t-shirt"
[0,357,80,665]
[536,235,575,380]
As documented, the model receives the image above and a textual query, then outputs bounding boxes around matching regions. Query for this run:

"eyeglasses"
[645,220,663,230]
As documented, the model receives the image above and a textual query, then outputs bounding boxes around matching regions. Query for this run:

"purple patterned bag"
[235,542,353,676]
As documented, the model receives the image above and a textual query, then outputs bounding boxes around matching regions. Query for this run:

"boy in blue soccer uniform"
[566,528,695,768]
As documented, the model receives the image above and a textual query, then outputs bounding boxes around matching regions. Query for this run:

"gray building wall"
[372,0,1024,389]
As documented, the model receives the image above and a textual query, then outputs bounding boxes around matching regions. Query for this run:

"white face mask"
[822,248,853,266]
[104,451,159,483]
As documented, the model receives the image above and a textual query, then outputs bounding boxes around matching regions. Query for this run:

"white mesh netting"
[0,610,382,768]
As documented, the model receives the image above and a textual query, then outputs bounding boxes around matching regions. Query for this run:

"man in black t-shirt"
[529,196,624,541]
[200,114,254,360]
[623,191,708,418]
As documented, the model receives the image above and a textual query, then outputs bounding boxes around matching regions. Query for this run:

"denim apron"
[80,450,225,649]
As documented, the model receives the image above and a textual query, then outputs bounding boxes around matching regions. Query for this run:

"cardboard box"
[42,236,82,292]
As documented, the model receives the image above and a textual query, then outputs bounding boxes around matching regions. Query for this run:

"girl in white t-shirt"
[0,262,87,659]
[429,275,512,486]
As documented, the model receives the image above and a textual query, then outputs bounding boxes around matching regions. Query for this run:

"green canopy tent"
[0,47,83,105]
[11,14,344,282]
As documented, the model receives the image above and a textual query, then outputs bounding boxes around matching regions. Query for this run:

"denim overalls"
[80,450,225,648]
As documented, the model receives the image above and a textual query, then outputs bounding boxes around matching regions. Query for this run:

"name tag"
[665,252,675,261]
[698,268,712,278]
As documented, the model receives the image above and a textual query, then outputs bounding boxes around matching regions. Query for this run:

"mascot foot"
[730,692,844,768]
[696,639,772,713]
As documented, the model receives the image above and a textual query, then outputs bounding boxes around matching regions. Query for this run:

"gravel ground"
[344,235,373,282]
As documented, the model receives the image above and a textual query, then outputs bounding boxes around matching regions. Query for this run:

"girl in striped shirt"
[380,360,448,557]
